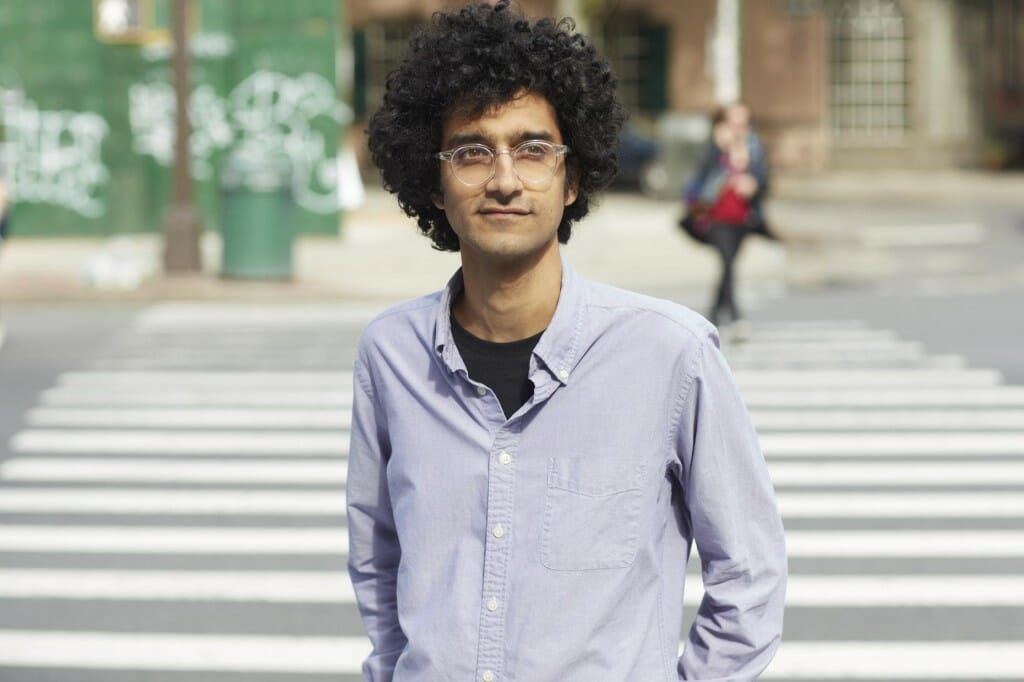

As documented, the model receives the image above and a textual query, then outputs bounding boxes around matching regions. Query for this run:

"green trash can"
[220,149,294,280]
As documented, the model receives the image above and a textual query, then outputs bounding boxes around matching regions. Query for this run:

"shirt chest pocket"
[540,456,645,571]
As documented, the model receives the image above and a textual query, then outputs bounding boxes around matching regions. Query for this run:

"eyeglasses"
[436,139,570,187]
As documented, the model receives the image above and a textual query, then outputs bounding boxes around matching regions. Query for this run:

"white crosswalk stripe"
[742,386,1024,406]
[734,368,1003,388]
[41,387,355,406]
[0,526,349,554]
[26,407,352,429]
[0,488,349,514]
[761,431,1024,456]
[0,631,369,673]
[56,370,355,386]
[1,458,349,483]
[0,570,1021,607]
[777,491,1024,516]
[753,408,1024,430]
[783,530,1024,557]
[0,631,1021,678]
[1,307,1023,680]
[10,429,350,455]
[764,642,1024,679]
[769,460,1024,485]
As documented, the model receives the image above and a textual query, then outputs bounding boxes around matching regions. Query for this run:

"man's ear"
[564,183,578,207]
[564,164,579,206]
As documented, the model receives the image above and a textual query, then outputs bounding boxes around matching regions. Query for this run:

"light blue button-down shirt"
[347,256,787,681]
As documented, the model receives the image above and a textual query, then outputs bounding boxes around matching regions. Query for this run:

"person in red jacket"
[683,104,767,328]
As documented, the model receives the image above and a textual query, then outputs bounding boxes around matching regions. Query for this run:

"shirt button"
[476,385,487,396]
[558,368,569,380]
[482,672,495,682]
[492,524,505,538]
[499,452,512,465]
[486,597,499,612]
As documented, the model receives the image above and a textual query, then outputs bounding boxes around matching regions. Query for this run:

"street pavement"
[1,301,1023,680]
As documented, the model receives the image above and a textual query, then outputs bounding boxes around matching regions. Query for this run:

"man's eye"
[457,147,490,161]
[518,143,548,157]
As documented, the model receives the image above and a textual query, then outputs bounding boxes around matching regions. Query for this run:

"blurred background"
[0,0,1023,680]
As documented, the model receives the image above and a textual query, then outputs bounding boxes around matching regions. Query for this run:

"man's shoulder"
[583,280,717,347]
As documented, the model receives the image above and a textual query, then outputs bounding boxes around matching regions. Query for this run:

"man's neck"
[453,243,562,343]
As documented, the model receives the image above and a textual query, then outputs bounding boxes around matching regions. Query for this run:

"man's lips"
[480,207,530,215]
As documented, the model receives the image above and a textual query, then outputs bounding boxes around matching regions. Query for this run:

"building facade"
[347,0,1024,172]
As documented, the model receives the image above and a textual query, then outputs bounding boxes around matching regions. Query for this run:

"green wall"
[0,0,341,237]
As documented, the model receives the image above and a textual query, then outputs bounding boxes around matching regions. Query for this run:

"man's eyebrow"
[445,132,489,148]
[514,130,556,143]
[444,130,556,148]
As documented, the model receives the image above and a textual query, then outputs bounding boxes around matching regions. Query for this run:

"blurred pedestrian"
[721,102,774,238]
[346,3,786,681]
[682,102,771,328]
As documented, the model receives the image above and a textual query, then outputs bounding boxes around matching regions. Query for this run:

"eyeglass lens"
[450,142,559,185]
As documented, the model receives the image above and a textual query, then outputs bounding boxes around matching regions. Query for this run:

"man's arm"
[347,355,406,680]
[674,335,787,681]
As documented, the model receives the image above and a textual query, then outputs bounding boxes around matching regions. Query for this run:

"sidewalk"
[1,169,1022,303]
[0,190,782,304]
[773,169,1024,207]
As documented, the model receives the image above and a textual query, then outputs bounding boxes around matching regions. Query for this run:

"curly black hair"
[367,1,626,252]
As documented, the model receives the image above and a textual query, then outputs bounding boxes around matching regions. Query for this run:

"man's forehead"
[441,91,562,144]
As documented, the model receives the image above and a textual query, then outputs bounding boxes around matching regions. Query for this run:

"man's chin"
[461,235,558,269]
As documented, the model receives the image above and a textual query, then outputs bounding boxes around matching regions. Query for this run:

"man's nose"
[487,150,522,195]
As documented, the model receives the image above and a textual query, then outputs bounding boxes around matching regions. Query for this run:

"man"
[347,3,786,680]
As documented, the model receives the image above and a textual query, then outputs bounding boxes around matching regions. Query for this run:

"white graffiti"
[129,82,232,181]
[0,88,110,218]
[129,70,345,214]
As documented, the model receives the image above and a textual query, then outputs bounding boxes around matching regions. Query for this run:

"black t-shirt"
[451,314,543,419]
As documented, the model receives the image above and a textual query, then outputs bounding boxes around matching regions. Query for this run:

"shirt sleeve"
[674,335,787,681]
[347,354,406,681]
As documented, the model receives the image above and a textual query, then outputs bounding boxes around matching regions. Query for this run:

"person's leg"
[707,224,744,325]
[705,225,726,325]
[721,228,746,322]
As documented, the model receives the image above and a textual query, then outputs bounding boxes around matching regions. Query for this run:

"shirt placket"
[474,416,519,682]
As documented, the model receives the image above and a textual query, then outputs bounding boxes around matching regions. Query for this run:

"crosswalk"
[1,304,1023,680]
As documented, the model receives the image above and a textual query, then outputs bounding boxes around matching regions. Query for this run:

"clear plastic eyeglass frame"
[436,139,570,187]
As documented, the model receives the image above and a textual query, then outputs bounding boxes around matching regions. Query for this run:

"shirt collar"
[434,253,586,386]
